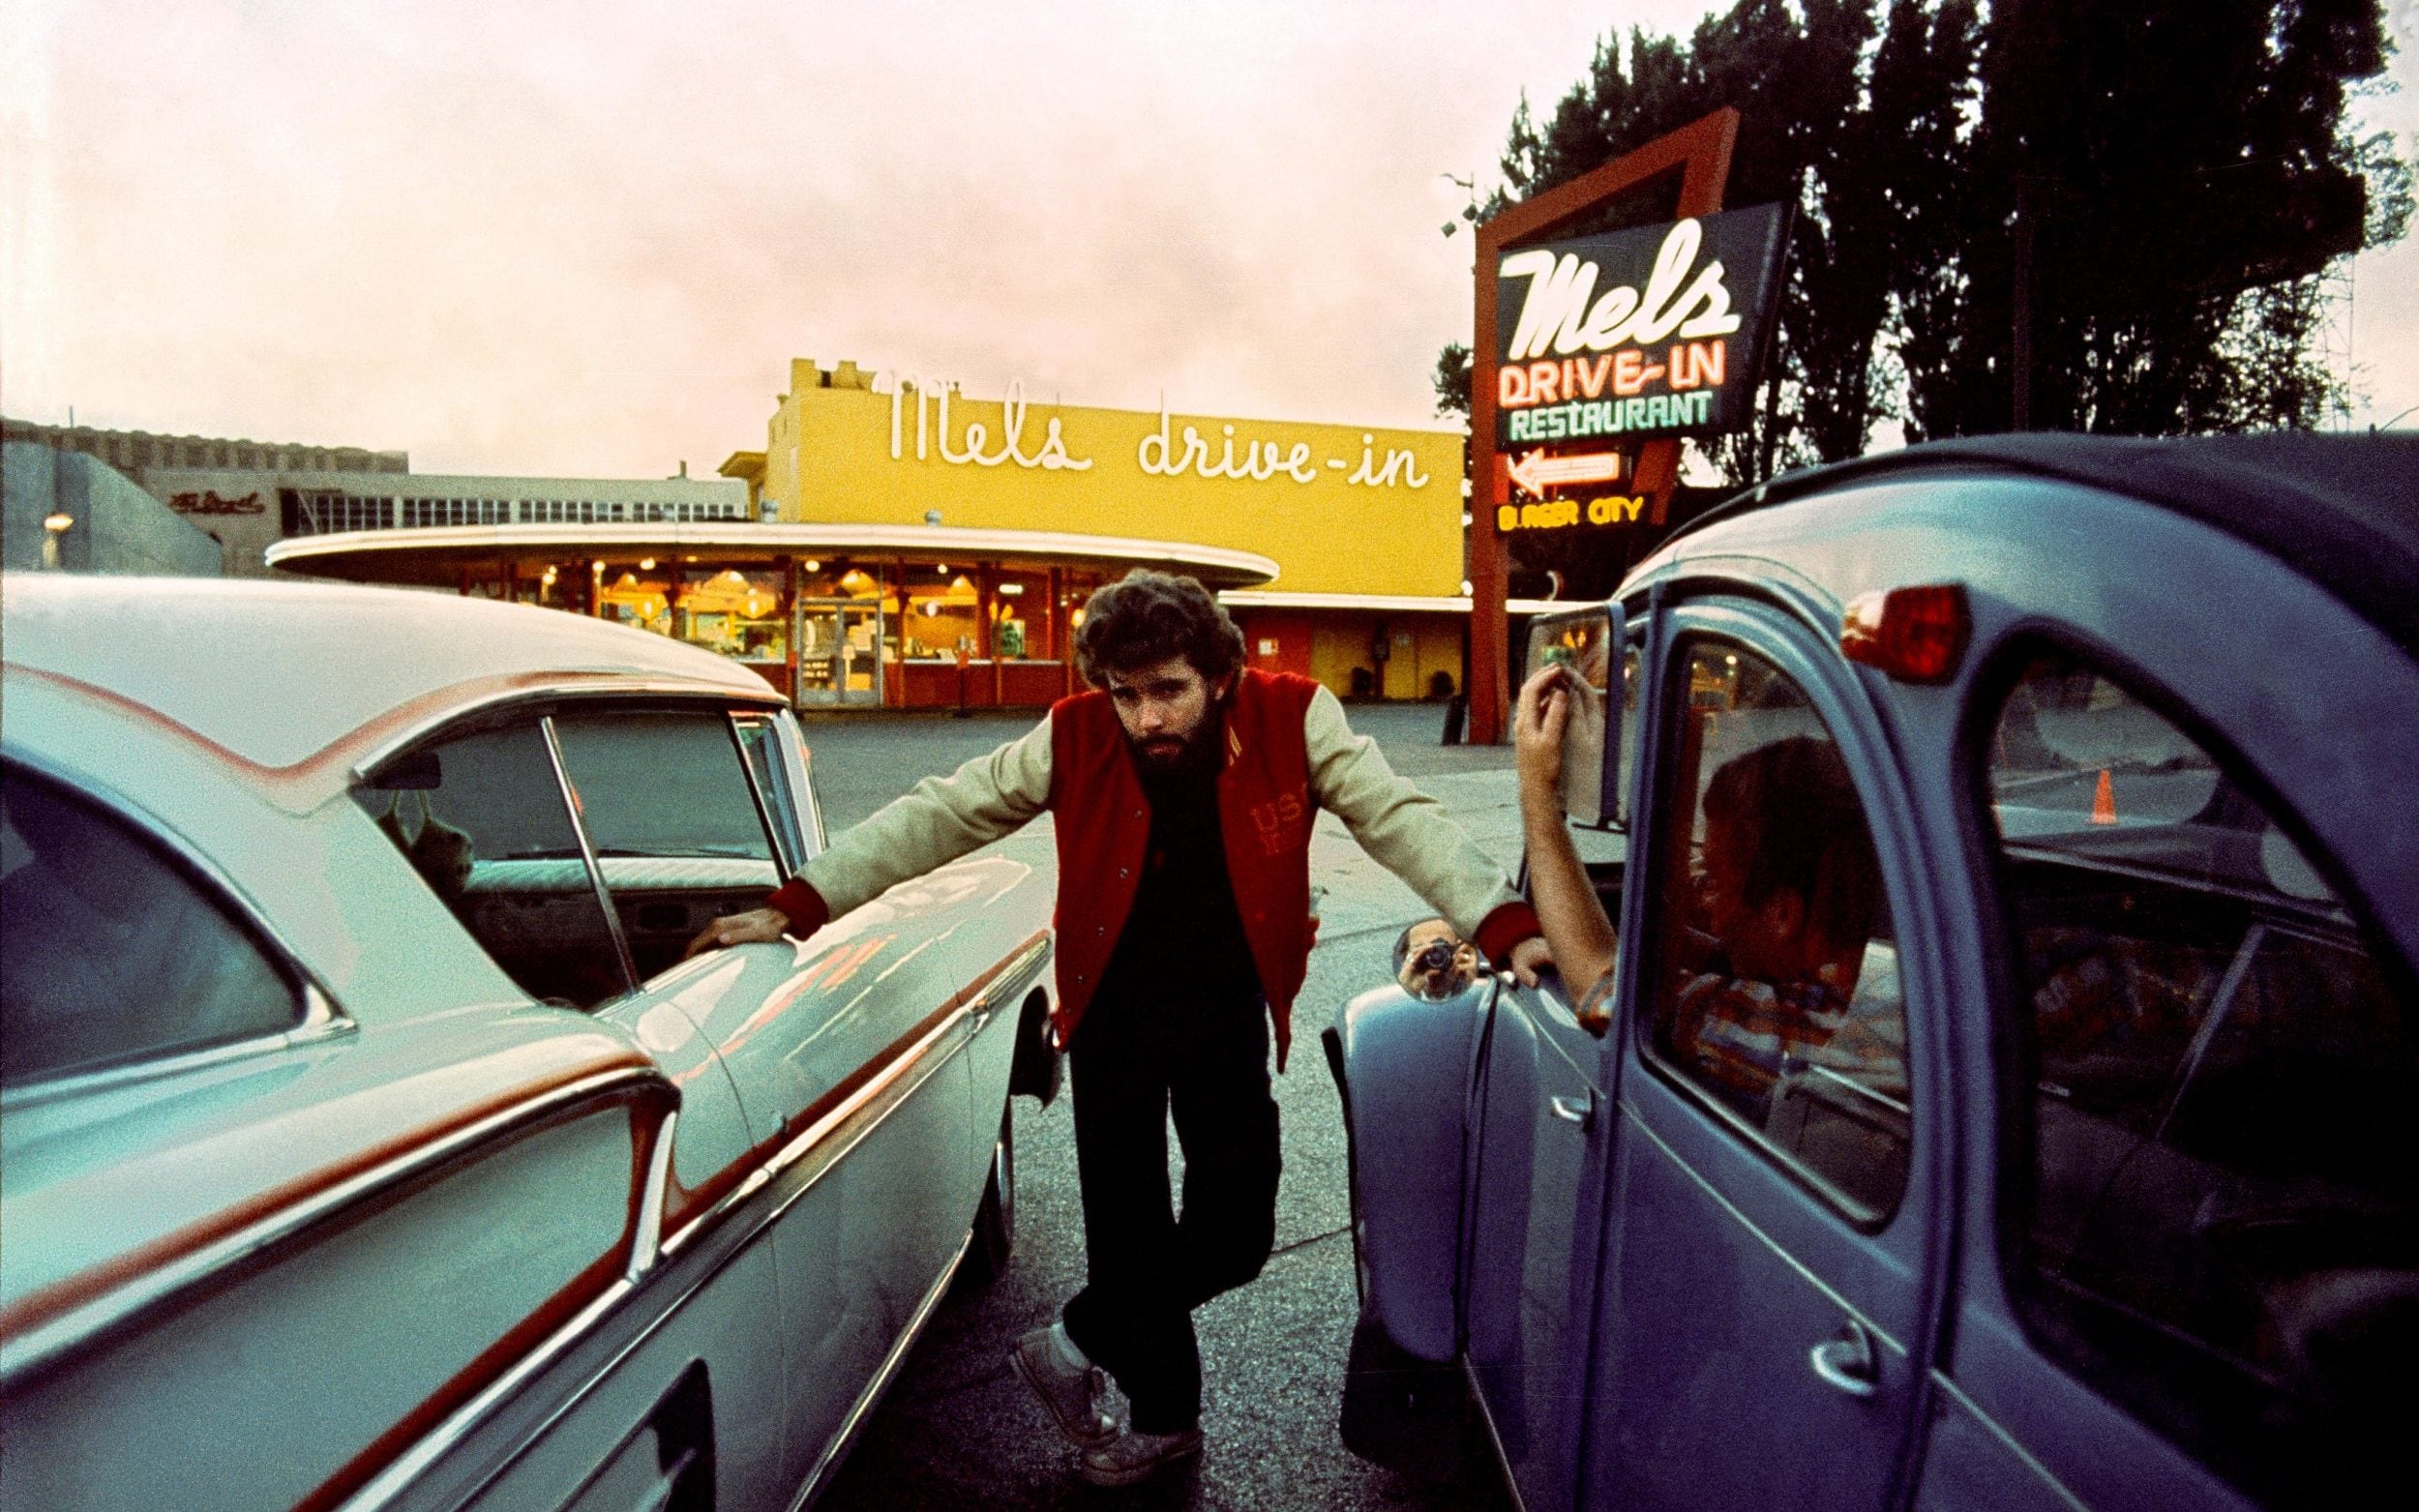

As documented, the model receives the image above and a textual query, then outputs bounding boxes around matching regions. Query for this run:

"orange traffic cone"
[2091,768,2118,826]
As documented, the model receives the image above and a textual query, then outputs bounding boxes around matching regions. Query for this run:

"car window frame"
[0,752,348,1105]
[729,710,808,875]
[1623,599,1921,1231]
[354,692,795,1009]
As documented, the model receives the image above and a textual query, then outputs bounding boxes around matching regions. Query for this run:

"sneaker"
[1078,1425,1205,1487]
[1011,1325,1116,1449]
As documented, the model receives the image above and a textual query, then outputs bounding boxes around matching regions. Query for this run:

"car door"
[1583,601,1935,1512]
[1459,612,1636,1512]
[533,701,988,1491]
[352,698,796,1509]
[1463,823,1625,1512]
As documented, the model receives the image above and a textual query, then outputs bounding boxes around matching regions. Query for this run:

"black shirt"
[1094,749,1263,1008]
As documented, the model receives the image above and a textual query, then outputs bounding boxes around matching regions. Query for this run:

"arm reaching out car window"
[1515,666,1620,1022]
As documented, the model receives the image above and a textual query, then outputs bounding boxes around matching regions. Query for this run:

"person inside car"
[1515,667,1895,1114]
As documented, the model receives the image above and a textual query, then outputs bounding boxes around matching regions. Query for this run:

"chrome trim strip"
[781,715,828,857]
[0,988,358,1112]
[628,1111,676,1282]
[365,1010,994,1512]
[1926,1369,2091,1512]
[1794,1062,1912,1120]
[1622,1104,1907,1359]
[725,713,798,878]
[339,1260,652,1512]
[977,936,1054,1018]
[787,1230,975,1512]
[537,715,641,995]
[662,997,978,1263]
[349,683,785,786]
[1,1064,670,1388]
[0,751,354,1108]
[1460,1356,1533,1512]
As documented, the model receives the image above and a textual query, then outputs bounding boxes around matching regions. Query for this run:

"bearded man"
[695,570,1547,1485]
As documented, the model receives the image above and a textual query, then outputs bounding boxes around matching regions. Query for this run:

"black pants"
[1060,984,1281,1434]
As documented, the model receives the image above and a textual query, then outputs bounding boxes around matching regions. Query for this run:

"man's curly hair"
[1074,570,1245,689]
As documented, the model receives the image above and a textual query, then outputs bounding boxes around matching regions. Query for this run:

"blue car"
[1329,434,2419,1512]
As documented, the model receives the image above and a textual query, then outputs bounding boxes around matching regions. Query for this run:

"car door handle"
[1808,1319,1879,1399]
[1548,1093,1593,1130]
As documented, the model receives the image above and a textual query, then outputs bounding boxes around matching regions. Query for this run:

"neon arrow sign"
[1507,449,1624,498]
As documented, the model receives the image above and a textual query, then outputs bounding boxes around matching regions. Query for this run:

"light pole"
[2373,403,2419,433]
[41,511,73,571]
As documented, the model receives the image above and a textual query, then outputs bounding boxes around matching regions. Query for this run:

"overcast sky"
[6,0,2415,478]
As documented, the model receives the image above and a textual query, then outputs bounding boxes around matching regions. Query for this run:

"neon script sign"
[887,377,1433,491]
[1492,204,1787,446]
[889,377,1092,472]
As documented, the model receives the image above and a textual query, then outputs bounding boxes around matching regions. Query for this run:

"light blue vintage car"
[0,574,1058,1511]
[1329,434,2419,1512]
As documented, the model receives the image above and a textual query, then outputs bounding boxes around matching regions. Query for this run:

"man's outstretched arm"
[1301,686,1550,983]
[1513,667,1620,1015]
[690,713,1056,953]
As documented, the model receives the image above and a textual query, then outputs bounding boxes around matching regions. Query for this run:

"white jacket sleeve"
[798,712,1055,917]
[1301,686,1524,940]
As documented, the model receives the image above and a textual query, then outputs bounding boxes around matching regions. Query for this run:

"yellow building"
[264,359,1534,711]
[741,358,1478,703]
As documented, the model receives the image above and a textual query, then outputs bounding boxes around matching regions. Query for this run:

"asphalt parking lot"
[798,702,1520,1511]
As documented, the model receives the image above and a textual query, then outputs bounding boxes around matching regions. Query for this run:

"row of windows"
[280,493,746,536]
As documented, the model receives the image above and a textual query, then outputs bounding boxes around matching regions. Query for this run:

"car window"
[360,706,791,1001]
[1,763,302,1084]
[550,710,777,864]
[551,708,786,982]
[357,721,634,1008]
[1638,637,1909,1221]
[1981,649,2413,1503]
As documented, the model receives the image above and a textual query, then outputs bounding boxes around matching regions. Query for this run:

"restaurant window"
[1980,648,2413,1505]
[900,568,980,661]
[600,566,673,636]
[678,568,785,662]
[992,570,1049,659]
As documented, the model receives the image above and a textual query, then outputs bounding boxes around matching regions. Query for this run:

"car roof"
[1,574,781,770]
[1671,433,2419,650]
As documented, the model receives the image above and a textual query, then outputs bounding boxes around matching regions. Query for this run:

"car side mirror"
[1525,607,1623,828]
[1393,919,1483,1002]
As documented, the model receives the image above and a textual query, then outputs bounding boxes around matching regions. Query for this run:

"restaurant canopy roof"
[265,520,1282,590]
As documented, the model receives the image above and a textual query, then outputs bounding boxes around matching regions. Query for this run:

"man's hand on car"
[685,905,792,959]
[1509,934,1555,988]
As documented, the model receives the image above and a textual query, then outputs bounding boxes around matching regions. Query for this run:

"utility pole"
[2012,179,2035,430]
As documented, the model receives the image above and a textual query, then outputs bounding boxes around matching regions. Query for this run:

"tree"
[1443,0,2409,472]
[1908,0,2405,436]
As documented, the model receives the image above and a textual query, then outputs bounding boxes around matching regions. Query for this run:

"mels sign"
[1493,203,1788,447]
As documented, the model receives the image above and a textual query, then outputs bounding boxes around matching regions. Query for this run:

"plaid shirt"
[1672,965,1906,1105]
